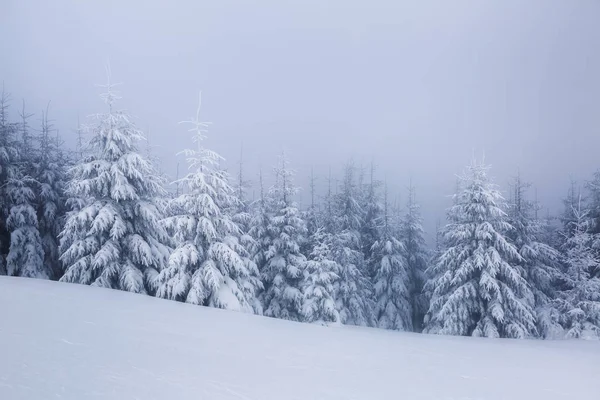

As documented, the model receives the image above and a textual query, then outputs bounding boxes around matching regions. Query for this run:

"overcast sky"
[2,0,600,239]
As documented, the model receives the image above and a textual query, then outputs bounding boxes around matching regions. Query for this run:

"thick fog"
[2,0,600,238]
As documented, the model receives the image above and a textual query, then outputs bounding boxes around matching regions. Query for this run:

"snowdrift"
[0,277,598,400]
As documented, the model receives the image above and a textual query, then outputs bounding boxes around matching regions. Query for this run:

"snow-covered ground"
[1,277,598,400]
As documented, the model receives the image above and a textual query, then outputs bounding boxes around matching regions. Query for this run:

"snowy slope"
[0,277,598,400]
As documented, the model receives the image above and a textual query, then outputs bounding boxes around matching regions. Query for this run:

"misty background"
[2,0,600,241]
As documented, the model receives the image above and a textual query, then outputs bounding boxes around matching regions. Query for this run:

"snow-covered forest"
[1,80,599,340]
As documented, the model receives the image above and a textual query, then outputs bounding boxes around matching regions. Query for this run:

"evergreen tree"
[156,95,260,312]
[299,168,318,262]
[0,87,20,276]
[260,152,308,321]
[248,168,271,280]
[6,103,46,278]
[586,170,600,235]
[506,174,563,338]
[60,76,169,293]
[301,168,342,325]
[372,185,412,330]
[584,171,600,274]
[335,161,364,243]
[301,228,340,324]
[320,167,337,233]
[556,196,600,339]
[559,178,580,247]
[422,219,443,316]
[232,146,252,226]
[327,230,375,327]
[399,182,429,332]
[35,106,67,279]
[361,162,382,277]
[230,146,263,314]
[328,161,375,327]
[303,167,321,240]
[425,159,536,338]
[433,219,443,260]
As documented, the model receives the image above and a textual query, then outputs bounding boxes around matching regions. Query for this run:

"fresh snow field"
[1,277,598,400]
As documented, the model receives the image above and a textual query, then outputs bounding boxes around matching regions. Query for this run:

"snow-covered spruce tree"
[60,76,169,293]
[303,168,321,241]
[232,146,252,230]
[156,95,260,312]
[328,161,375,327]
[0,87,20,276]
[372,184,412,330]
[6,103,46,279]
[248,168,272,281]
[302,228,341,324]
[319,167,337,236]
[584,171,600,274]
[423,219,443,310]
[299,169,319,262]
[424,159,536,338]
[361,162,382,278]
[432,219,443,260]
[213,168,263,312]
[556,196,600,339]
[334,161,364,243]
[558,179,581,249]
[506,174,563,338]
[229,147,263,314]
[143,129,172,217]
[300,168,342,324]
[585,170,600,235]
[260,152,308,321]
[398,183,430,332]
[232,148,256,250]
[35,106,68,279]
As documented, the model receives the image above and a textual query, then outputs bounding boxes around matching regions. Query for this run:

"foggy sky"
[2,0,600,240]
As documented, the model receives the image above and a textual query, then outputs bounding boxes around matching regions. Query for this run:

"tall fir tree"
[260,152,308,321]
[372,184,412,330]
[60,74,170,293]
[321,167,336,232]
[559,178,581,248]
[6,103,46,278]
[0,87,20,276]
[230,146,263,314]
[248,168,272,281]
[423,219,443,313]
[361,162,382,278]
[156,95,260,312]
[399,182,429,332]
[584,171,600,276]
[35,106,67,279]
[425,159,536,338]
[301,228,341,324]
[301,167,342,324]
[328,161,375,327]
[585,170,600,235]
[506,174,563,338]
[232,145,252,227]
[556,195,600,338]
[300,168,320,263]
[303,167,321,241]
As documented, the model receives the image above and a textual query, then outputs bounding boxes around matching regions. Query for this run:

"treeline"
[0,81,598,340]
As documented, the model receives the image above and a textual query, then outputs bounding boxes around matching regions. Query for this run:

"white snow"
[1,277,598,400]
